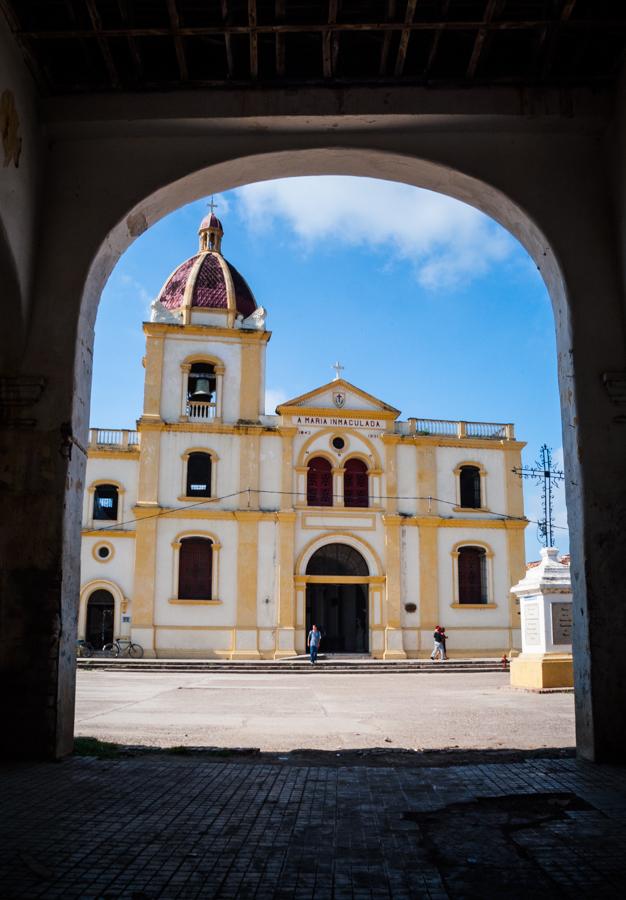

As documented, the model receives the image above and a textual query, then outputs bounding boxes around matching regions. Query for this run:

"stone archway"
[3,112,626,761]
[305,544,371,654]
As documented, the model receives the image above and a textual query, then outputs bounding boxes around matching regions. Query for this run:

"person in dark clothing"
[430,625,447,661]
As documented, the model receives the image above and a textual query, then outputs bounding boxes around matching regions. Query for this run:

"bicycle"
[102,637,144,659]
[76,639,94,658]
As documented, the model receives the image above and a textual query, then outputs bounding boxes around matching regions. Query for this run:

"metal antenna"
[513,444,565,547]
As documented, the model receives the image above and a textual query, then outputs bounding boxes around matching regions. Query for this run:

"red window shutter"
[178,538,213,600]
[458,547,486,603]
[344,458,369,508]
[307,457,333,506]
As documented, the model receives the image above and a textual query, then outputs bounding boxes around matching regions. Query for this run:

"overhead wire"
[96,487,568,534]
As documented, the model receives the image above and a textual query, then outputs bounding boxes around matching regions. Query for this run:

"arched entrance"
[306,544,370,653]
[85,590,114,650]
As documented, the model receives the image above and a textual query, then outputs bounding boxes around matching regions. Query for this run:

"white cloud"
[119,273,152,315]
[265,387,288,414]
[235,176,514,290]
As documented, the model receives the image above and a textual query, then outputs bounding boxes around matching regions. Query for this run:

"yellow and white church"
[80,211,528,659]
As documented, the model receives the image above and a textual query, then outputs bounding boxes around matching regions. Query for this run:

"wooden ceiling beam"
[323,0,339,78]
[424,0,450,77]
[275,0,285,77]
[249,0,258,80]
[394,0,417,77]
[220,1,234,79]
[85,0,120,88]
[117,0,143,81]
[378,0,396,76]
[23,19,622,40]
[166,0,188,81]
[466,0,500,79]
[541,0,578,80]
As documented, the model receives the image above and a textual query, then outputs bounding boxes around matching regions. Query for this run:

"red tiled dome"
[199,212,223,232]
[157,251,257,318]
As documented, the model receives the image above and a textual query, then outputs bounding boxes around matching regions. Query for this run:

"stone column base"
[231,629,261,659]
[273,627,296,659]
[382,627,407,660]
[230,650,262,660]
[510,653,573,689]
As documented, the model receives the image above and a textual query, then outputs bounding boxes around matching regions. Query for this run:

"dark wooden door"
[86,590,114,649]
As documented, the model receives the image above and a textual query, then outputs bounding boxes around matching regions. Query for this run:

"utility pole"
[512,444,565,547]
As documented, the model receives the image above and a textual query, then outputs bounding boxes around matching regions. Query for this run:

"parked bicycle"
[102,637,144,659]
[76,639,94,658]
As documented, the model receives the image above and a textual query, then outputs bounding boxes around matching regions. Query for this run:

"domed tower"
[140,209,270,445]
[154,210,259,329]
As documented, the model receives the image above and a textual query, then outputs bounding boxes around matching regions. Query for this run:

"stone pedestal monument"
[509,547,573,689]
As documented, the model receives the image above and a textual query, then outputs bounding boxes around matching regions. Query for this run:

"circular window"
[93,542,114,562]
[331,436,345,451]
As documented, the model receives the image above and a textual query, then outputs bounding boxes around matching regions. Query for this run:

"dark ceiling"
[1,0,625,95]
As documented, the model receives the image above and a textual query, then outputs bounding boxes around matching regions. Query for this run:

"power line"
[95,487,568,534]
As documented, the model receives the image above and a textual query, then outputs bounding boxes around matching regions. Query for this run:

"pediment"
[277,379,400,418]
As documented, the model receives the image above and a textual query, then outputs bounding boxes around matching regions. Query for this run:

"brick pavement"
[1,754,626,898]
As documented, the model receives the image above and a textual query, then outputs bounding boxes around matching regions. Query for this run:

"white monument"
[509,547,573,689]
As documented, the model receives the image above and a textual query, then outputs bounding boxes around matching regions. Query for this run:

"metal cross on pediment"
[513,444,565,548]
[332,361,344,381]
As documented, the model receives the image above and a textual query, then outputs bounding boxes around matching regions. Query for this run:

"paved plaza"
[75,670,575,752]
[3,751,626,898]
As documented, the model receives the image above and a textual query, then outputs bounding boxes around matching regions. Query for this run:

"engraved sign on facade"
[551,601,573,645]
[295,415,385,429]
[523,600,541,646]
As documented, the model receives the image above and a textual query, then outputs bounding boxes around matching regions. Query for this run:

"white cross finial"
[332,361,344,381]
[208,196,218,214]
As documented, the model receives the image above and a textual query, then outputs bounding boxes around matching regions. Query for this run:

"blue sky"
[91,176,568,560]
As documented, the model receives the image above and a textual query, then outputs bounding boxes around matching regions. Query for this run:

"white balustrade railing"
[186,400,217,421]
[89,428,140,449]
[396,419,515,440]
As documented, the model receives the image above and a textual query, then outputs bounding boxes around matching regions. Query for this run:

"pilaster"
[142,331,165,420]
[275,510,297,657]
[416,444,438,515]
[382,514,406,659]
[239,340,262,421]
[418,519,439,630]
[130,509,158,657]
[232,511,261,658]
[239,431,260,510]
[382,434,400,514]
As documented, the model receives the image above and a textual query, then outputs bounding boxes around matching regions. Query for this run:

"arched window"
[306,543,369,576]
[307,457,333,506]
[460,465,481,509]
[186,452,212,497]
[344,458,369,507]
[178,537,213,600]
[187,362,216,420]
[93,484,119,520]
[458,546,488,604]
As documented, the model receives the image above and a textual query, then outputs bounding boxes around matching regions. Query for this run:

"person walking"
[431,626,447,661]
[307,624,321,664]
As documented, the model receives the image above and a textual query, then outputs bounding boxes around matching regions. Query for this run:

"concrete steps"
[77,656,509,674]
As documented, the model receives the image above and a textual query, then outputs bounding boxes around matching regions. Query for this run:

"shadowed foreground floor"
[2,751,626,898]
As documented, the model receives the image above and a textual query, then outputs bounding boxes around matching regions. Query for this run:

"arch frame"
[450,540,496,610]
[79,579,127,642]
[296,532,383,580]
[453,461,488,512]
[179,354,225,423]
[170,529,222,604]
[179,446,219,501]
[86,479,125,527]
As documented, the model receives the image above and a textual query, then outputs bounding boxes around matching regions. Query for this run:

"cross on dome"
[208,196,218,214]
[332,361,344,381]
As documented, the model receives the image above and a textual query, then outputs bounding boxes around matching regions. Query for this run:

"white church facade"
[80,212,528,659]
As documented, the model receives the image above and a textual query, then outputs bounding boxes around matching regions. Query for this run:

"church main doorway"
[86,589,114,650]
[305,544,370,654]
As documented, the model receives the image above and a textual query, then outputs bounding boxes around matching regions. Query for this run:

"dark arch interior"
[86,589,114,649]
[306,543,369,577]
